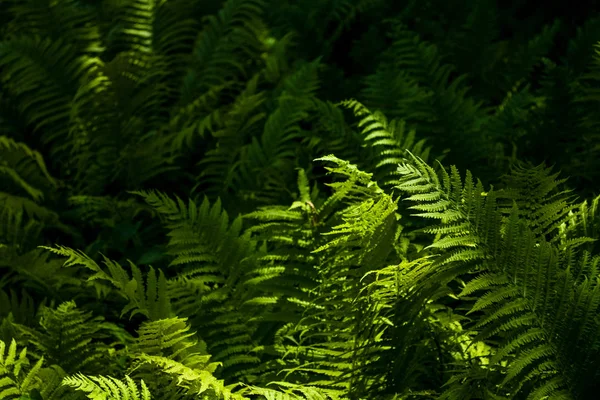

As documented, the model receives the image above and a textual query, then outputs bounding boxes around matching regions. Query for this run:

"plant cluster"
[0,0,599,399]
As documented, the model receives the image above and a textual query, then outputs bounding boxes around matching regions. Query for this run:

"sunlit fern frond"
[62,373,152,400]
[0,338,45,400]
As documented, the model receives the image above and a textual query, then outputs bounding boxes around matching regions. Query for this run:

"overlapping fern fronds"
[337,99,435,192]
[129,190,270,381]
[248,157,408,398]
[389,150,600,398]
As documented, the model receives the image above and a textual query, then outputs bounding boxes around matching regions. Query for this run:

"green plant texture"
[0,0,599,399]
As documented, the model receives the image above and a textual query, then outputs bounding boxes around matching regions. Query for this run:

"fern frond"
[0,36,103,164]
[394,151,600,397]
[0,338,44,399]
[62,373,151,400]
[39,245,171,320]
[261,158,406,398]
[236,59,321,204]
[0,136,57,202]
[181,0,266,101]
[498,160,579,244]
[11,301,115,375]
[130,190,262,380]
[2,0,104,55]
[337,99,435,191]
[133,354,242,399]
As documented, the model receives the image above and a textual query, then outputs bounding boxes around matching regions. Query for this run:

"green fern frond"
[38,245,171,320]
[0,136,57,202]
[394,151,600,397]
[105,0,197,58]
[62,374,151,400]
[498,160,579,244]
[133,354,241,399]
[241,169,323,369]
[237,59,321,204]
[0,289,38,328]
[243,380,348,399]
[0,208,44,253]
[307,98,362,164]
[169,81,237,151]
[337,99,435,191]
[0,36,103,162]
[133,317,211,369]
[195,76,267,192]
[362,24,493,171]
[261,158,405,398]
[181,0,267,101]
[11,301,114,375]
[2,0,104,55]
[557,195,600,268]
[0,338,44,400]
[479,84,537,172]
[129,190,253,277]
[129,190,262,379]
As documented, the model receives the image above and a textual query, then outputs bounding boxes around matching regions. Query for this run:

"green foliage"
[62,374,151,400]
[0,0,599,399]
[0,339,44,399]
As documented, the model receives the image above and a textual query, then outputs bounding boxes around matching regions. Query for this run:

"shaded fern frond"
[129,190,262,380]
[497,160,579,244]
[0,136,57,203]
[237,58,321,205]
[181,0,267,101]
[129,190,254,279]
[362,24,486,165]
[12,301,114,376]
[394,151,600,398]
[0,36,103,163]
[337,99,435,191]
[2,0,105,55]
[495,21,561,93]
[38,245,171,320]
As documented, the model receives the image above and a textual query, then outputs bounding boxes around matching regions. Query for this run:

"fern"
[233,58,322,205]
[127,318,243,399]
[129,190,265,380]
[180,0,266,103]
[337,99,436,192]
[362,23,487,169]
[0,339,44,400]
[393,151,600,398]
[0,35,103,167]
[11,302,116,376]
[496,160,580,244]
[557,194,600,256]
[38,245,171,320]
[62,374,152,400]
[251,157,405,398]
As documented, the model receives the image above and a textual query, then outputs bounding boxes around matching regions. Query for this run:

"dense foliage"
[0,0,600,399]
